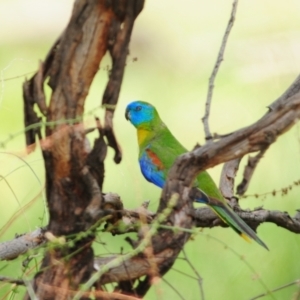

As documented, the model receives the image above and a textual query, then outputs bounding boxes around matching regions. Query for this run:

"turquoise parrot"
[125,100,268,250]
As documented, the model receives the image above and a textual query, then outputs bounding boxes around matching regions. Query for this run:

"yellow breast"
[137,128,150,145]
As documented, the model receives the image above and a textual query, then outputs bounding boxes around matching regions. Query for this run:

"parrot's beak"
[125,109,130,121]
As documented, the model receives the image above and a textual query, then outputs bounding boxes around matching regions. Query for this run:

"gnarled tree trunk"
[23,1,144,298]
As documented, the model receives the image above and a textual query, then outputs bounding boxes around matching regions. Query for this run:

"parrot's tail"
[209,200,269,250]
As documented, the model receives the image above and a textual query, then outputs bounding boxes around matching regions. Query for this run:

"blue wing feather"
[139,149,166,188]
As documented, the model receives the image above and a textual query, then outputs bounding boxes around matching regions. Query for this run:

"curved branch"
[166,76,300,193]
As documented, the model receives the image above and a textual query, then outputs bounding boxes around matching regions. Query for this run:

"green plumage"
[139,122,222,199]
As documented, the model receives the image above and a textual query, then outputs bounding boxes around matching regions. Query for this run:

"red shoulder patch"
[146,149,164,170]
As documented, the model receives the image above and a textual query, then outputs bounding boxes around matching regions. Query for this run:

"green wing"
[143,124,222,200]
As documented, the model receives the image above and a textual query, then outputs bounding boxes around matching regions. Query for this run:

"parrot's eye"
[136,106,142,111]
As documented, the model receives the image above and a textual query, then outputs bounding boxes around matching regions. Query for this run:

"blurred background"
[1,0,300,299]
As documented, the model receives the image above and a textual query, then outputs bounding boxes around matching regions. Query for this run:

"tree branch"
[193,206,300,233]
[0,276,25,285]
[169,77,300,190]
[0,227,45,260]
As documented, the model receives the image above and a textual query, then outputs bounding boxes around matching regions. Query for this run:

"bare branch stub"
[236,148,268,196]
[219,158,241,199]
[22,37,60,152]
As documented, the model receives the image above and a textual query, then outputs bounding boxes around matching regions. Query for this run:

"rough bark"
[22,0,144,299]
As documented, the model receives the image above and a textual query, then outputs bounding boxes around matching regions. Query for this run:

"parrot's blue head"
[125,101,159,128]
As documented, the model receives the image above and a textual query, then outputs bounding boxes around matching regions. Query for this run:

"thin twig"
[172,267,199,281]
[250,279,300,300]
[1,71,35,82]
[0,276,24,285]
[241,178,300,199]
[161,277,185,300]
[181,247,205,300]
[202,0,239,141]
